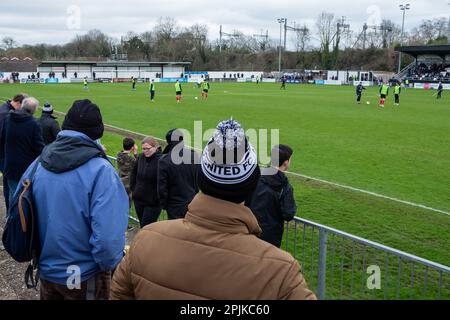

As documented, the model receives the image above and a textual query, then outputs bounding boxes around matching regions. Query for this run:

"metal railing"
[108,155,450,300]
[284,217,450,300]
[394,61,416,79]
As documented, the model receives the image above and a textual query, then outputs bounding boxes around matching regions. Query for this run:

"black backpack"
[2,158,41,289]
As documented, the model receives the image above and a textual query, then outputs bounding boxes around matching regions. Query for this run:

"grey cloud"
[0,0,447,46]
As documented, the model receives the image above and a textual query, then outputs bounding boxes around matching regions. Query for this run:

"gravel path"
[0,183,138,300]
[0,185,40,300]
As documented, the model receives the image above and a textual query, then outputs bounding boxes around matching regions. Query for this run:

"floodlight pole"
[398,3,410,74]
[448,3,450,44]
[277,18,286,74]
[219,25,222,53]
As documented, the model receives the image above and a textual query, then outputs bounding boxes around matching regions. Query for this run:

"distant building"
[37,60,191,80]
[0,56,37,72]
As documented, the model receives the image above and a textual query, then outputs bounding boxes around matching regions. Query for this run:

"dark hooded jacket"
[130,150,162,206]
[157,129,200,215]
[0,100,13,118]
[39,112,61,145]
[1,109,45,180]
[0,100,14,169]
[246,169,297,248]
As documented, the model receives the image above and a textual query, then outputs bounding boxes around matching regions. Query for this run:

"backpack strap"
[24,158,41,290]
[28,157,41,180]
[24,258,40,290]
[18,158,41,233]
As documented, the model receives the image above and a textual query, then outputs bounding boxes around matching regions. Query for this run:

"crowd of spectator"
[0,94,316,301]
[407,63,450,81]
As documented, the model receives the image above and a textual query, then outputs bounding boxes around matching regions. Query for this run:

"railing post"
[317,228,328,300]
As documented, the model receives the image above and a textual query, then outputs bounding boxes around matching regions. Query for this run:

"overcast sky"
[0,0,448,49]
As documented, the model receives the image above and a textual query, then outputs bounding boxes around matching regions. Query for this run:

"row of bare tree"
[0,15,448,72]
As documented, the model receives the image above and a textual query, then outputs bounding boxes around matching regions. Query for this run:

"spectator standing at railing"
[38,102,60,145]
[130,137,162,227]
[1,97,45,204]
[0,93,28,211]
[117,137,138,208]
[157,129,200,219]
[21,99,128,300]
[246,144,297,248]
[111,119,316,300]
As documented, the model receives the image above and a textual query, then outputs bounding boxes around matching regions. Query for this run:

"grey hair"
[21,97,40,115]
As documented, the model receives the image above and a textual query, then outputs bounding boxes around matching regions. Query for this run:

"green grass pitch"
[1,81,449,271]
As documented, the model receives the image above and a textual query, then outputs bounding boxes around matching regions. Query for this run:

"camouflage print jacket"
[116,151,137,191]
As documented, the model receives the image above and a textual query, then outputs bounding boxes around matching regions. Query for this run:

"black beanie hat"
[62,99,104,141]
[199,119,260,204]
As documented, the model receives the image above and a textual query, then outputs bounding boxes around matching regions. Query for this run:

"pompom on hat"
[42,102,53,113]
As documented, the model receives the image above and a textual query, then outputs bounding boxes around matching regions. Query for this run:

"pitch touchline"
[0,97,448,216]
[104,124,449,216]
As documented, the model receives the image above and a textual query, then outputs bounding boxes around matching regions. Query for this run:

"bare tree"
[293,24,310,53]
[153,17,180,60]
[154,17,179,41]
[140,31,155,60]
[417,19,436,43]
[66,35,88,57]
[1,37,17,50]
[86,29,113,57]
[380,20,401,48]
[409,18,449,45]
[433,17,448,39]
[120,31,145,60]
[315,12,336,69]
[187,24,209,63]
[290,24,311,68]
[64,30,112,58]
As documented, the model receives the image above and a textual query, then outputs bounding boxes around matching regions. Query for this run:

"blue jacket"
[20,130,129,285]
[1,109,45,180]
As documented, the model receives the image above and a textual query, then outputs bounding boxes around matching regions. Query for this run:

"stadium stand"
[395,45,450,83]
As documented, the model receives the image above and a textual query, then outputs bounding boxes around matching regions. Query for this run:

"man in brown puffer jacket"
[111,119,316,300]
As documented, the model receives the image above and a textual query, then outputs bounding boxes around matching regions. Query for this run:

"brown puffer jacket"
[111,193,316,300]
